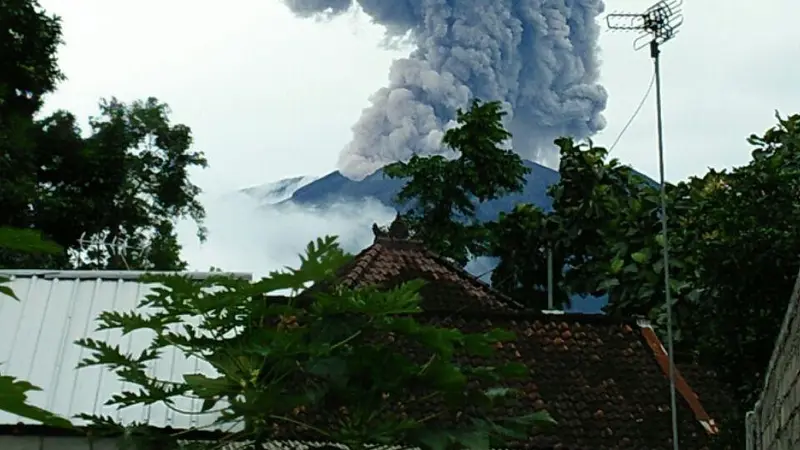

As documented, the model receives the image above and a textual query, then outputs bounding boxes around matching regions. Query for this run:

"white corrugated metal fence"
[0,270,250,432]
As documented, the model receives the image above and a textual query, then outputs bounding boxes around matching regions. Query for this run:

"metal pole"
[547,247,554,309]
[651,39,679,450]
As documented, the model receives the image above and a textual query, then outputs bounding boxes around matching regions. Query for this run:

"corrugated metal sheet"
[0,436,119,450]
[0,437,415,450]
[0,271,251,432]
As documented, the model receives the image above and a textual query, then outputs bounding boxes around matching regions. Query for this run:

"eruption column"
[284,0,609,180]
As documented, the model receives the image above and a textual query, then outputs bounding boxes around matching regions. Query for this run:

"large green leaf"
[183,374,238,398]
[0,227,61,254]
[0,374,72,428]
[454,430,491,450]
[0,280,19,301]
[417,430,452,450]
[610,257,624,274]
[631,251,649,264]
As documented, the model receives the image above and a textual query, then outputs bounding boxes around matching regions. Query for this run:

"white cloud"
[177,192,396,277]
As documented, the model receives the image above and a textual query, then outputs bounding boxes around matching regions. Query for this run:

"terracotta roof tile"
[264,312,721,449]
[336,236,522,312]
[281,222,730,449]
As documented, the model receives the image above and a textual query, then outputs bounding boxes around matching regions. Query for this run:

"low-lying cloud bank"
[176,191,601,312]
[177,191,397,278]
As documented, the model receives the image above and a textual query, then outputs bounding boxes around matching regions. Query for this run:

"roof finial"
[371,222,386,239]
[387,212,410,239]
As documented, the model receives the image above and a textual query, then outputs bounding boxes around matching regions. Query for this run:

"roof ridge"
[420,247,524,310]
[372,236,523,311]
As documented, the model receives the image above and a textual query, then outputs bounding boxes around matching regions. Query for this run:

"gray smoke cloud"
[284,0,609,180]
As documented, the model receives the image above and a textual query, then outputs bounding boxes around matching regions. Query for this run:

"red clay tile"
[275,219,731,449]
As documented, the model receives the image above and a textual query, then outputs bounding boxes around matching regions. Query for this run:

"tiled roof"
[444,314,721,449]
[335,234,522,312]
[311,218,727,449]
[265,311,719,450]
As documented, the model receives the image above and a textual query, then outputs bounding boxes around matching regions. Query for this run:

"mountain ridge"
[240,175,318,205]
[286,160,559,220]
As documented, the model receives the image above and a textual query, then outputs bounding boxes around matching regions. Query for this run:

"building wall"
[748,270,800,450]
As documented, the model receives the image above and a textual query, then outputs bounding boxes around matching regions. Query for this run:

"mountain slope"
[241,175,318,205]
[287,160,559,220]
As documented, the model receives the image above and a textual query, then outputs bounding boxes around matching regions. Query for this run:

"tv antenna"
[607,1,684,450]
[77,231,151,270]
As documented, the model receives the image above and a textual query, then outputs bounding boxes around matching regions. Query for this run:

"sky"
[36,0,800,275]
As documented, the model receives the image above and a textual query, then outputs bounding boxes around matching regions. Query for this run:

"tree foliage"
[390,94,800,445]
[0,0,64,268]
[384,100,530,265]
[486,203,567,311]
[77,237,555,450]
[540,117,800,414]
[0,0,207,271]
[677,114,800,408]
[0,0,63,116]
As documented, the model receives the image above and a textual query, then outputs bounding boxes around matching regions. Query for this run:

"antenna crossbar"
[606,0,684,50]
[76,231,151,270]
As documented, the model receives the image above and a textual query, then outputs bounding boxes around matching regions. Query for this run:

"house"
[746,267,800,450]
[0,219,731,449]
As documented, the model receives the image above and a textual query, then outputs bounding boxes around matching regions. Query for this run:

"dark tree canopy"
[0,1,207,270]
[1,0,64,249]
[385,99,530,265]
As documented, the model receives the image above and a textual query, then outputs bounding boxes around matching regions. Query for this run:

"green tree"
[0,0,63,238]
[541,118,800,412]
[506,117,800,446]
[679,114,800,409]
[544,138,696,323]
[36,97,207,270]
[76,236,555,450]
[384,99,529,265]
[0,0,207,270]
[485,138,681,312]
[486,203,568,310]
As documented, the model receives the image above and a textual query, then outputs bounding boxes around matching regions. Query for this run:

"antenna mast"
[607,1,684,449]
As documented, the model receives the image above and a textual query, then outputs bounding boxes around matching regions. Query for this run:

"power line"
[481,68,654,304]
[608,69,656,152]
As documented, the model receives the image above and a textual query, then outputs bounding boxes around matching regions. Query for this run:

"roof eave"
[0,270,253,281]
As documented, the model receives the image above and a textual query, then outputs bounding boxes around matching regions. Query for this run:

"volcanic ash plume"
[284,0,609,180]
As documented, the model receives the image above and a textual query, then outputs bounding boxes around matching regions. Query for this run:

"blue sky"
[36,0,800,274]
